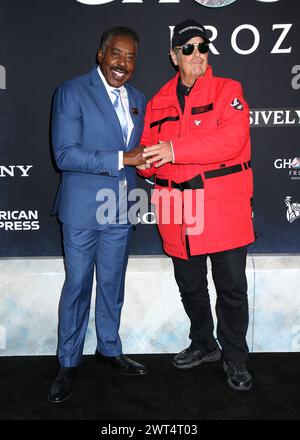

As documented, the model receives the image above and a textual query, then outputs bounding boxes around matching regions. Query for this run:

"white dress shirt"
[97,67,134,169]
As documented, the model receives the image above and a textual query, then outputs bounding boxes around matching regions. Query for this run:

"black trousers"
[172,245,249,362]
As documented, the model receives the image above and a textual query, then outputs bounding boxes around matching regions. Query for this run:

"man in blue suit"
[49,26,148,403]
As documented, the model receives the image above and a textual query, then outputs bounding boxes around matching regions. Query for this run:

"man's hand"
[136,164,152,171]
[123,144,147,166]
[142,141,173,168]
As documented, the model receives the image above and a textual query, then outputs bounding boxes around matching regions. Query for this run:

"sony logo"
[0,165,33,177]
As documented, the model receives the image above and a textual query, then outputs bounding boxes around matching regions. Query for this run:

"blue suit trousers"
[58,223,132,367]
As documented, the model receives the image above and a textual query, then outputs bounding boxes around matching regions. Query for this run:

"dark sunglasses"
[175,42,209,56]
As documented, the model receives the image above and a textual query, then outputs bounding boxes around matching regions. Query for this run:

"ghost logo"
[0,65,6,90]
[194,0,237,6]
[231,98,244,111]
[291,157,300,170]
[285,196,300,223]
[76,0,114,4]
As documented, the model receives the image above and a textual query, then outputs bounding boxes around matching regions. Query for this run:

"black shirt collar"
[177,77,196,97]
[176,77,196,113]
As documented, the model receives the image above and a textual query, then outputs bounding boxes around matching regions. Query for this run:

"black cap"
[172,19,209,48]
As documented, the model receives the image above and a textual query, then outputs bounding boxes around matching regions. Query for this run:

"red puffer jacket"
[139,66,254,259]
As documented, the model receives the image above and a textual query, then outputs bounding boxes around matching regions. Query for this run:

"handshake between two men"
[123,142,174,169]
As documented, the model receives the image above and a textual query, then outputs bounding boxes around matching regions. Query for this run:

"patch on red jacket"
[191,103,213,114]
[231,98,244,110]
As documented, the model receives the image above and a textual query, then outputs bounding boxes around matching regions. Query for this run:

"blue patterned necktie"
[112,88,128,148]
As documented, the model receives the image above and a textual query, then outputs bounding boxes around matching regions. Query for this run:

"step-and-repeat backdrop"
[0,0,299,256]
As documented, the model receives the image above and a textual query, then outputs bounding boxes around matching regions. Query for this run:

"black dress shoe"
[95,351,148,376]
[223,360,252,391]
[48,367,78,403]
[173,346,221,369]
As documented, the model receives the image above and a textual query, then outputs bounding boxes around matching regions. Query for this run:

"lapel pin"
[194,120,202,126]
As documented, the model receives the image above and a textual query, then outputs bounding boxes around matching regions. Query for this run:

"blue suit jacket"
[51,67,146,229]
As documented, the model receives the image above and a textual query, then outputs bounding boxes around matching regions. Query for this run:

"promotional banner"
[0,0,299,256]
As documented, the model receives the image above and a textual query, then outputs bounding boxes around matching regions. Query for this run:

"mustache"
[111,66,128,74]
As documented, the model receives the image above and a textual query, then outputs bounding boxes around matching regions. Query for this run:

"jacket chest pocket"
[150,116,180,136]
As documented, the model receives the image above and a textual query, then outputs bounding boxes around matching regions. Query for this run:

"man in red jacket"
[139,19,254,391]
